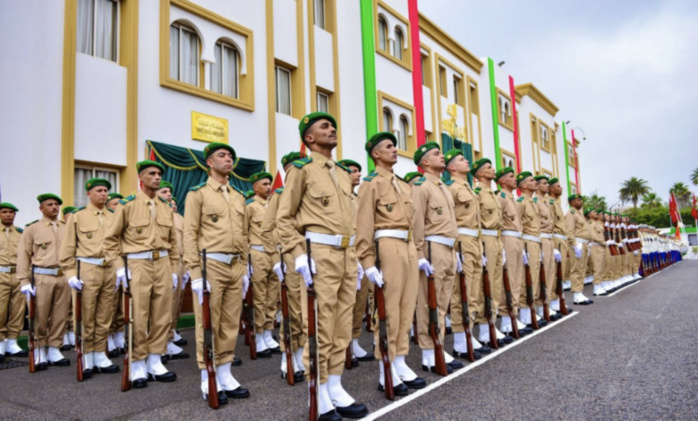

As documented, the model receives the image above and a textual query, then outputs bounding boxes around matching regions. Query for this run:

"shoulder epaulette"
[119,194,136,204]
[245,197,255,205]
[413,176,426,186]
[189,182,206,192]
[292,157,312,168]
[274,187,284,195]
[474,187,482,194]
[571,209,576,214]
[362,171,378,182]
[517,196,525,202]
[158,196,169,204]
[231,185,245,196]
[25,220,38,227]
[500,192,507,199]
[107,208,114,213]
[336,162,352,173]
[75,206,86,212]
[15,227,23,233]
[444,179,454,186]
[550,199,555,205]
[533,197,538,203]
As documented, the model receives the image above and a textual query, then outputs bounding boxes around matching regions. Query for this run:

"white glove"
[502,249,507,265]
[273,262,284,282]
[68,276,83,291]
[21,284,36,301]
[191,278,211,305]
[357,262,365,283]
[455,253,463,274]
[242,274,250,297]
[634,250,639,256]
[365,266,384,287]
[181,270,190,290]
[618,242,624,248]
[522,250,529,266]
[553,249,561,262]
[418,258,434,276]
[481,255,488,266]
[116,267,132,291]
[172,273,178,290]
[295,254,316,287]
[574,244,582,258]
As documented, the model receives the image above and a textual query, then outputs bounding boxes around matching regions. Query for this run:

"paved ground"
[1,261,695,420]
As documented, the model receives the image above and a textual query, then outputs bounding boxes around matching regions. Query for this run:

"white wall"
[273,0,298,67]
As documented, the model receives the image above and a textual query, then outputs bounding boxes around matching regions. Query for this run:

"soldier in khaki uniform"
[246,171,281,357]
[184,143,250,404]
[277,112,368,420]
[106,193,123,211]
[565,194,593,305]
[0,202,28,360]
[588,209,608,297]
[443,150,490,358]
[534,176,561,321]
[104,160,179,388]
[106,192,125,356]
[59,178,119,378]
[548,178,572,313]
[411,142,464,374]
[404,172,422,186]
[357,132,425,396]
[18,194,71,369]
[262,151,306,382]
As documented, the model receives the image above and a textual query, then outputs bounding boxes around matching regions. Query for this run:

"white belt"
[0,266,16,274]
[480,229,499,237]
[501,230,522,238]
[522,234,541,243]
[77,257,108,267]
[457,228,479,238]
[305,231,355,248]
[577,238,590,244]
[250,245,265,252]
[374,229,412,242]
[127,250,169,260]
[425,235,456,248]
[204,252,240,265]
[553,234,567,241]
[540,233,553,239]
[590,242,602,247]
[34,267,63,276]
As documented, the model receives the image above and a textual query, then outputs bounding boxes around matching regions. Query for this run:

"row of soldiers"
[0,111,681,421]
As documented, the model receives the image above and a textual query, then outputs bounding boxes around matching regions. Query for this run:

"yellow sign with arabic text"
[191,112,228,143]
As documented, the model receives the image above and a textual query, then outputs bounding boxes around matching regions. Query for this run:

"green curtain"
[146,140,266,215]
[440,133,474,186]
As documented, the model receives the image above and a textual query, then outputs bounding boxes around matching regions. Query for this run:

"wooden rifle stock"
[76,260,84,382]
[457,242,476,362]
[605,224,619,256]
[28,265,36,373]
[524,245,539,330]
[481,244,498,349]
[375,241,394,399]
[201,250,220,409]
[121,258,132,392]
[280,254,295,385]
[244,254,256,360]
[426,242,448,376]
[539,258,550,322]
[555,260,568,315]
[502,265,519,339]
[306,240,319,421]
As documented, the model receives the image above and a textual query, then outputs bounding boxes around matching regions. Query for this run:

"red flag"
[669,193,680,224]
[271,170,283,191]
[692,194,698,220]
[675,222,682,240]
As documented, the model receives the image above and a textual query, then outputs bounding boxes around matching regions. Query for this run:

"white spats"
[499,316,513,333]
[216,361,240,391]
[47,346,66,363]
[352,338,368,358]
[93,352,113,368]
[255,333,269,352]
[318,382,335,415]
[518,308,532,325]
[328,374,355,408]
[130,359,147,381]
[84,352,94,370]
[147,354,168,375]
[263,330,279,349]
[393,355,417,382]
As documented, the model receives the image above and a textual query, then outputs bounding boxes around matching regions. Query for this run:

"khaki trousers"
[537,238,554,306]
[128,258,173,361]
[251,249,279,333]
[78,264,116,353]
[417,242,455,349]
[167,259,185,342]
[193,258,244,370]
[451,235,482,332]
[520,240,541,310]
[480,236,503,322]
[551,239,569,300]
[279,253,306,352]
[0,272,25,341]
[590,245,606,285]
[110,288,124,335]
[301,245,357,383]
[34,273,71,348]
[570,244,589,293]
[502,236,523,313]
[352,274,370,338]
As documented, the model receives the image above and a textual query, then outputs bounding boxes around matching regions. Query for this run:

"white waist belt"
[34,267,62,276]
[577,238,590,244]
[250,245,265,252]
[77,257,107,267]
[553,234,567,241]
[374,229,412,241]
[0,266,16,273]
[305,231,355,248]
[540,233,553,239]
[204,252,240,265]
[457,228,479,238]
[127,250,169,260]
[501,230,522,238]
[481,229,499,237]
[425,235,456,248]
[522,234,541,243]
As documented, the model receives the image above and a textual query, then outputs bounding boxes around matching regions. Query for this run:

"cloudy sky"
[420,0,698,206]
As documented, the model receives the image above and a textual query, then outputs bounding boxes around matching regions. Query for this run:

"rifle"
[457,242,476,362]
[76,260,84,382]
[615,221,626,256]
[426,242,448,376]
[523,244,539,330]
[280,254,295,385]
[375,240,394,399]
[411,313,418,345]
[481,244,499,350]
[243,254,256,360]
[365,299,373,333]
[202,250,219,409]
[539,256,551,322]
[121,258,133,392]
[605,223,618,256]
[555,257,569,315]
[28,265,36,373]
[502,264,519,339]
[306,239,319,421]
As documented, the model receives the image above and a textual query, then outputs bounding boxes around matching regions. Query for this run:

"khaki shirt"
[174,212,184,258]
[591,220,605,244]
[498,190,522,232]
[448,177,480,230]
[356,166,413,269]
[566,208,590,243]
[537,194,554,234]
[246,196,270,247]
[411,172,457,260]
[477,184,502,231]
[17,216,66,286]
[183,176,248,281]
[277,153,355,260]
[104,190,179,272]
[59,203,114,280]
[551,197,568,237]
[517,195,540,237]
[0,224,22,266]
[260,189,283,265]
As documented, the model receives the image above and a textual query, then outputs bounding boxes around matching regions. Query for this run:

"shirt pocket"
[128,219,150,241]
[203,204,226,224]
[34,234,53,253]
[378,197,397,217]
[428,202,447,223]
[309,187,336,214]
[78,225,100,249]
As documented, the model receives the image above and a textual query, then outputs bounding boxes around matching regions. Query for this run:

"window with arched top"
[383,108,393,132]
[394,28,404,60]
[378,17,388,52]
[398,115,409,151]
[169,21,200,86]
[211,39,239,98]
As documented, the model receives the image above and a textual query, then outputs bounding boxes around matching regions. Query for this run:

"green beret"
[171,196,178,204]
[470,158,491,176]
[244,190,255,199]
[404,171,422,183]
[0,202,19,212]
[338,159,362,171]
[548,177,559,186]
[516,171,533,186]
[413,141,440,165]
[444,149,463,166]
[107,193,123,201]
[495,167,514,183]
[568,194,582,203]
[281,151,302,167]
[203,142,236,161]
[534,174,549,182]
[298,112,337,139]
[583,208,593,216]
[596,208,605,214]
[84,177,112,192]
[365,132,397,154]
[249,172,273,184]
[37,193,63,205]
[136,160,165,174]
[62,206,77,215]
[158,181,174,192]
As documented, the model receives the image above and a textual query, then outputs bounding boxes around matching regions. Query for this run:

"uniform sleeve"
[411,184,428,261]
[183,191,203,280]
[260,194,281,265]
[104,204,126,271]
[276,167,307,260]
[168,209,179,269]
[16,227,33,287]
[59,213,79,279]
[356,181,377,269]
[238,194,250,268]
[565,212,577,247]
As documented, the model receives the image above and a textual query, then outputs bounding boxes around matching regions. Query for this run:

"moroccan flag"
[271,170,283,192]
[669,193,680,224]
[692,194,698,220]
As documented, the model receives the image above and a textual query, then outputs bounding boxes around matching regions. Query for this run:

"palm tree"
[670,182,691,208]
[619,177,650,208]
[583,191,608,212]
[691,168,698,186]
[641,192,662,209]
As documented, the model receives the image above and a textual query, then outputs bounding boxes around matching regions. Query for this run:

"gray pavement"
[1,261,695,420]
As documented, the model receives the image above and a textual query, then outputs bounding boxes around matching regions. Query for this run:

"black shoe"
[593,292,608,297]
[232,356,242,366]
[294,371,305,383]
[403,377,427,389]
[166,351,190,360]
[475,345,492,355]
[318,410,342,421]
[377,382,409,396]
[147,371,177,382]
[445,326,452,335]
[108,349,120,359]
[160,356,169,365]
[357,352,375,362]
[447,360,464,370]
[521,327,534,335]
[82,368,92,379]
[0,355,4,363]
[60,345,71,352]
[537,320,548,328]
[203,391,229,405]
[452,349,483,360]
[256,349,272,358]
[132,378,148,388]
[351,357,359,367]
[224,386,250,399]
[48,358,70,367]
[268,346,282,354]
[173,338,188,347]
[550,313,563,321]
[94,364,120,374]
[336,402,369,419]
[501,335,514,344]
[36,362,48,371]
[9,349,28,358]
[566,307,575,314]
[421,364,453,375]
[574,300,593,305]
[118,347,126,355]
